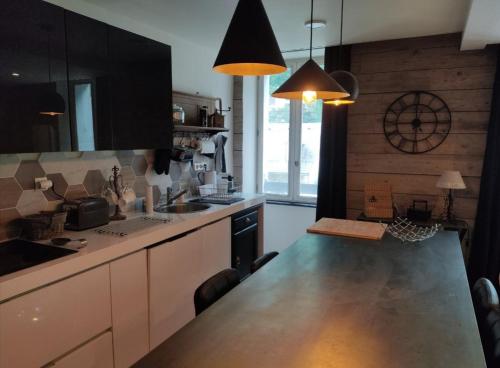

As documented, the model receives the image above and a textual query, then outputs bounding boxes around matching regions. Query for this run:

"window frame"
[257,57,323,204]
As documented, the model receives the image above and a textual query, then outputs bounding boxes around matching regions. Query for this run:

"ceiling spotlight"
[11,72,20,77]
[304,20,326,29]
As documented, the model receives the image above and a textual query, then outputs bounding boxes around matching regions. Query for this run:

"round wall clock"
[383,91,451,154]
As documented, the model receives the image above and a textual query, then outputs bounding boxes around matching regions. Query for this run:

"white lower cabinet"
[0,265,112,368]
[200,217,231,282]
[110,250,149,368]
[0,216,233,367]
[50,332,113,368]
[148,228,204,349]
[148,217,232,349]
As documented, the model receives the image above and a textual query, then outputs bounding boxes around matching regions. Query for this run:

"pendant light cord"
[309,0,314,60]
[339,0,344,66]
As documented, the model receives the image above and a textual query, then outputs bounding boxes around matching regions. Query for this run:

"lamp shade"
[39,91,66,116]
[324,70,359,105]
[271,59,349,100]
[436,171,466,190]
[213,0,286,76]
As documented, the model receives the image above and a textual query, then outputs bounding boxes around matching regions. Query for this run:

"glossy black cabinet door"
[0,0,70,153]
[65,11,113,151]
[108,27,173,150]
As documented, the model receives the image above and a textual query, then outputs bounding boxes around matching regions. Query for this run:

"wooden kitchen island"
[134,231,485,368]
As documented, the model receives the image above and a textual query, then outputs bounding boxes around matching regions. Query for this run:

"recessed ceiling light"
[11,72,20,77]
[304,20,326,29]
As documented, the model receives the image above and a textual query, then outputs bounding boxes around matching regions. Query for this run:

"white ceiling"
[80,0,472,53]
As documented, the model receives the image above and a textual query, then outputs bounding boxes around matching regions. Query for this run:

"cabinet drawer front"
[0,265,111,368]
[201,217,231,282]
[110,250,149,368]
[50,331,113,368]
[148,230,203,349]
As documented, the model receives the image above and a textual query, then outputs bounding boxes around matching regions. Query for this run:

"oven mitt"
[154,148,172,175]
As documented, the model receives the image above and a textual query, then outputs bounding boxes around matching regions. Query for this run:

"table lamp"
[436,171,466,222]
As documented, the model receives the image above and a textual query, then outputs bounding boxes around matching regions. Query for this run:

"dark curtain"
[468,45,500,285]
[315,45,351,220]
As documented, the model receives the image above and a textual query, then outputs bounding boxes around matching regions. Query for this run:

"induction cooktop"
[0,239,77,277]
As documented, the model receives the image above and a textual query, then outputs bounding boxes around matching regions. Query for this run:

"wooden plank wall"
[346,33,497,229]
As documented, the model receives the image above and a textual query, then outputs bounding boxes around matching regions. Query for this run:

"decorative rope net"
[386,217,441,243]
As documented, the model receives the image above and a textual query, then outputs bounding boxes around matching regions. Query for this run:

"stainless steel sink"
[154,203,211,214]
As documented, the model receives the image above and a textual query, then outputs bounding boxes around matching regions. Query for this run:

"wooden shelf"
[173,125,229,134]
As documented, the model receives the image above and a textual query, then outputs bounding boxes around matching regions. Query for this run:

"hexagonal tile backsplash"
[0,150,188,241]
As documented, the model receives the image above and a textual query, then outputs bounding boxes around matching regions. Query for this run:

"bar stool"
[473,278,499,321]
[194,268,240,315]
[250,251,279,274]
[485,308,500,367]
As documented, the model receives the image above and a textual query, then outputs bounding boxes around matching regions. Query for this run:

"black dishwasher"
[231,207,259,279]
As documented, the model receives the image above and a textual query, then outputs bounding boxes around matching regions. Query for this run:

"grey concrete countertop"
[134,231,485,368]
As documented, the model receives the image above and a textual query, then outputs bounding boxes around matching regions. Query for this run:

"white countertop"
[0,194,265,303]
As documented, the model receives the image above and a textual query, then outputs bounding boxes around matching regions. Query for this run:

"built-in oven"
[231,207,259,279]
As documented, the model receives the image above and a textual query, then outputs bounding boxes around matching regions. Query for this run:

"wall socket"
[193,163,206,171]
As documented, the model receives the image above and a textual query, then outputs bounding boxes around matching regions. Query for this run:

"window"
[258,58,323,204]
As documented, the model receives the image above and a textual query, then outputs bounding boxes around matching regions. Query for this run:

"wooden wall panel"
[351,46,496,74]
[347,153,484,177]
[346,33,495,231]
[350,89,492,115]
[348,133,487,155]
[349,112,490,134]
[357,66,495,94]
[347,172,481,199]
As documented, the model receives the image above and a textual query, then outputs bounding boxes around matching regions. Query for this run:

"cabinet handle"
[236,256,241,266]
[245,217,251,223]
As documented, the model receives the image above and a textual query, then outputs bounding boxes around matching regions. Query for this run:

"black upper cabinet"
[65,11,113,151]
[0,0,173,153]
[0,0,71,153]
[108,27,173,150]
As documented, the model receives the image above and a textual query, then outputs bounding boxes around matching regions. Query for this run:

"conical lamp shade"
[272,59,349,100]
[213,0,286,76]
[39,91,66,116]
[324,70,359,105]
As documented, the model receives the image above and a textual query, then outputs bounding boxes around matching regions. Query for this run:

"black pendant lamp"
[324,0,359,106]
[213,0,286,76]
[39,24,65,116]
[272,0,349,103]
[39,91,66,116]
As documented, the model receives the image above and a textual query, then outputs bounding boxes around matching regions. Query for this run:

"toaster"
[62,197,110,231]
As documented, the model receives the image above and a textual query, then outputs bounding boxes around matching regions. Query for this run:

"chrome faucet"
[166,187,188,205]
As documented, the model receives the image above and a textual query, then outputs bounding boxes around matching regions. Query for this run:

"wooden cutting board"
[307,218,387,240]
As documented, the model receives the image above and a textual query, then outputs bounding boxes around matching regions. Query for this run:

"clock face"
[383,91,451,154]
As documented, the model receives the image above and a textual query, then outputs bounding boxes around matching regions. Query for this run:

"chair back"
[194,268,240,315]
[250,251,279,274]
[472,278,500,367]
[485,309,500,367]
[473,278,499,321]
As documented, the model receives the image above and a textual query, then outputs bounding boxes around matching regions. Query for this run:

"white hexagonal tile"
[0,154,20,178]
[145,165,172,189]
[17,190,48,216]
[39,152,87,185]
[81,151,121,181]
[17,153,40,161]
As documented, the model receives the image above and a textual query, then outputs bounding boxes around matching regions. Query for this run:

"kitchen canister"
[145,185,154,214]
[173,104,185,125]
